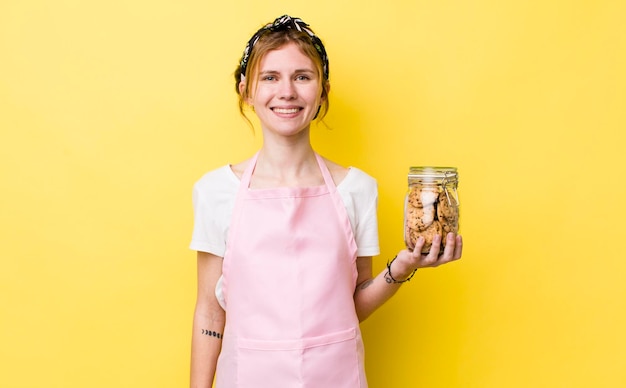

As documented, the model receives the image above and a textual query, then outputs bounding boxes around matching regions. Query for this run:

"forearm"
[354,234,463,322]
[353,258,414,322]
[190,308,225,387]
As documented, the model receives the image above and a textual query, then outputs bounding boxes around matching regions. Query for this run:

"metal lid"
[408,166,458,183]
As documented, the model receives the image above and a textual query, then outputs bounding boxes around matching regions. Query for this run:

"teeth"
[273,108,299,114]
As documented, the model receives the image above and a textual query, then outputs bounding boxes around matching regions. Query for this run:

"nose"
[278,79,297,99]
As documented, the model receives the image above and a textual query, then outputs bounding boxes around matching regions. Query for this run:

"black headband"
[239,15,329,81]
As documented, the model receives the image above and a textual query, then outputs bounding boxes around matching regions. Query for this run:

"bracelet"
[384,256,417,284]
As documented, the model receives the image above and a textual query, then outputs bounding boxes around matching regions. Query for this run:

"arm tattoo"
[359,279,374,290]
[201,329,222,339]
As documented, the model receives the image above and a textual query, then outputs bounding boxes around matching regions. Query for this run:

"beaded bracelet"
[384,256,417,284]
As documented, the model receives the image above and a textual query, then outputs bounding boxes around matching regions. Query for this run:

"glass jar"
[404,167,460,253]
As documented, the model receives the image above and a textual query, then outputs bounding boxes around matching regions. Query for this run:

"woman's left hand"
[392,233,463,279]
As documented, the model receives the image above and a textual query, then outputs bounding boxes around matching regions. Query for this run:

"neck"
[258,141,316,172]
[249,139,323,188]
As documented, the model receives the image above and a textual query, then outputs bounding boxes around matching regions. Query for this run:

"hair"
[234,28,330,127]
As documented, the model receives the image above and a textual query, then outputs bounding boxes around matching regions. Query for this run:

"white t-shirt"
[190,165,380,258]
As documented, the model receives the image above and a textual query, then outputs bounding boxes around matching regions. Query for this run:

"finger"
[436,233,456,263]
[411,236,425,260]
[453,234,463,260]
[440,234,462,264]
[422,234,442,266]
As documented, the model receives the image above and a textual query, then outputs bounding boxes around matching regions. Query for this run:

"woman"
[189,15,462,388]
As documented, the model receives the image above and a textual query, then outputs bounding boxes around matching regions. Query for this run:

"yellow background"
[1,0,625,387]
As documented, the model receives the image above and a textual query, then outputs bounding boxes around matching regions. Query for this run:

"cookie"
[441,216,459,235]
[405,204,435,232]
[408,186,439,208]
[440,217,459,247]
[406,220,442,254]
[437,190,459,221]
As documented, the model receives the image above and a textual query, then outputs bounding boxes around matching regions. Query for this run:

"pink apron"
[215,152,367,388]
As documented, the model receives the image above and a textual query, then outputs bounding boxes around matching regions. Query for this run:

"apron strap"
[238,151,260,193]
[314,153,338,192]
[238,151,337,194]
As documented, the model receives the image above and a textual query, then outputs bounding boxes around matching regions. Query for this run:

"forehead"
[258,42,316,71]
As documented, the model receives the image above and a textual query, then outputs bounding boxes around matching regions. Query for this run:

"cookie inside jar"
[404,167,459,254]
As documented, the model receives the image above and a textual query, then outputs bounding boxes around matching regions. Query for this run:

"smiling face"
[243,43,325,139]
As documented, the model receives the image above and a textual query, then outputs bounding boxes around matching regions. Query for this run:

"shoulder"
[318,155,377,194]
[337,167,378,212]
[317,157,348,186]
[229,158,252,180]
[193,165,239,195]
[341,167,378,192]
[320,157,376,189]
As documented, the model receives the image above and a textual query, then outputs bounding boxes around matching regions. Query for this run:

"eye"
[262,75,276,81]
[296,75,311,81]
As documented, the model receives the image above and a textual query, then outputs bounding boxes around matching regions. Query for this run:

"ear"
[321,81,330,101]
[240,80,255,106]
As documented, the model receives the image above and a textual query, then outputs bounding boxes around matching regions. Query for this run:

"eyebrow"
[259,69,316,75]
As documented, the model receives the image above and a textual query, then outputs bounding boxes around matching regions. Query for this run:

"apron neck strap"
[314,153,337,191]
[239,151,260,190]
[239,151,337,190]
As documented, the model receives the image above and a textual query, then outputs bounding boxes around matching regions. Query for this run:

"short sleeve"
[189,166,238,257]
[338,168,380,257]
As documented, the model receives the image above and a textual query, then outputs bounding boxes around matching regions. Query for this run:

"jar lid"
[409,166,457,177]
[408,166,458,185]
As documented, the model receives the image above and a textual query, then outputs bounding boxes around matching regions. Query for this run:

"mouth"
[271,107,302,114]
